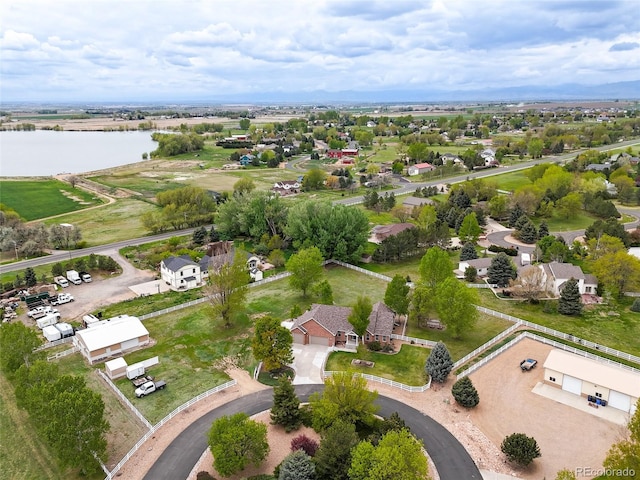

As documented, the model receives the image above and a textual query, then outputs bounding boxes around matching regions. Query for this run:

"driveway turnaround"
[142,385,481,480]
[290,345,329,384]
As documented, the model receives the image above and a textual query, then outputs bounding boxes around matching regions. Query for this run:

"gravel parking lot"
[468,338,622,480]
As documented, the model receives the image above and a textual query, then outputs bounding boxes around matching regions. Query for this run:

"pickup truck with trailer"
[66,270,82,285]
[54,276,70,288]
[27,306,59,319]
[135,380,166,398]
[520,359,538,371]
[79,272,92,283]
[49,293,74,306]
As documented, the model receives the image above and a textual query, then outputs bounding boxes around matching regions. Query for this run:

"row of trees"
[142,186,217,233]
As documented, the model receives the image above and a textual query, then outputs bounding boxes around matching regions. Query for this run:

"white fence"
[456,334,527,379]
[34,336,73,351]
[47,346,78,361]
[329,259,393,282]
[323,371,431,392]
[96,370,152,430]
[453,321,523,369]
[104,379,237,480]
[391,334,437,348]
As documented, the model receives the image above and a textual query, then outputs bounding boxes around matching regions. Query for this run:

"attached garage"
[293,332,305,344]
[309,335,331,346]
[544,349,640,414]
[562,375,582,396]
[608,390,632,413]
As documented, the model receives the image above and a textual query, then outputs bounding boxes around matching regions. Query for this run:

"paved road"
[142,385,481,480]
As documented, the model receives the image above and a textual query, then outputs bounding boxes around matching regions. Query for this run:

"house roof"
[292,302,395,338]
[402,196,436,207]
[199,255,211,271]
[584,274,598,285]
[76,315,148,352]
[105,357,127,370]
[372,223,415,239]
[163,255,198,273]
[462,257,493,269]
[411,163,434,169]
[548,262,585,281]
[543,349,640,398]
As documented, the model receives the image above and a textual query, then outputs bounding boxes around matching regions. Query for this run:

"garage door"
[121,339,139,351]
[562,375,582,396]
[609,390,631,413]
[309,335,330,346]
[293,333,305,344]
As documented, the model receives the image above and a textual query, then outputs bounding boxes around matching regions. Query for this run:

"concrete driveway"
[290,344,330,385]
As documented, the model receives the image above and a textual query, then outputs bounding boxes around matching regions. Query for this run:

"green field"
[490,170,533,191]
[0,180,102,221]
[325,344,430,386]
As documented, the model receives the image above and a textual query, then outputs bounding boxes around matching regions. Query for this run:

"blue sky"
[1,0,639,102]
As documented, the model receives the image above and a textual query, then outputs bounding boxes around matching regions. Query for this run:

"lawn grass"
[536,210,599,232]
[96,289,203,318]
[325,344,430,386]
[405,313,514,361]
[0,179,102,221]
[43,198,157,245]
[476,289,640,359]
[490,170,532,191]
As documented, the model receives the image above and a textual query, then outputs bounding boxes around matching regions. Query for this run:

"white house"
[246,254,264,281]
[408,163,435,176]
[161,255,208,291]
[74,315,150,364]
[441,153,463,165]
[458,258,493,277]
[539,262,598,296]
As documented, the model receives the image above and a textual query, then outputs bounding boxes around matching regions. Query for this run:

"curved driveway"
[142,385,481,480]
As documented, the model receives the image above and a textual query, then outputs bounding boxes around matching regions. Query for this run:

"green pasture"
[490,170,533,191]
[325,345,430,386]
[0,179,102,221]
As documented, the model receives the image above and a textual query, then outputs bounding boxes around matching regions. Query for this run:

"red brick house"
[327,148,359,159]
[291,302,395,348]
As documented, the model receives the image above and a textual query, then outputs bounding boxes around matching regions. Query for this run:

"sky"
[1,0,639,103]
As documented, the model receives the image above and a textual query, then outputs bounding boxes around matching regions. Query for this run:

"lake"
[0,130,158,176]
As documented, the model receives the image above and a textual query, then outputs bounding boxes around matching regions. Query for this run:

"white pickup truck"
[135,380,167,398]
[27,306,59,319]
[50,293,74,306]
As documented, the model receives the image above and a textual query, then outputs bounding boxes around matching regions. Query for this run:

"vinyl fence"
[96,370,152,430]
[391,334,438,348]
[34,336,73,351]
[329,259,393,282]
[452,321,523,369]
[323,371,431,393]
[47,346,78,361]
[103,379,237,480]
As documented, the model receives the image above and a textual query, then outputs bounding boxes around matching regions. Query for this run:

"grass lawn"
[325,344,430,386]
[367,145,399,163]
[476,289,640,360]
[358,205,398,225]
[96,289,203,318]
[0,179,103,221]
[43,198,157,246]
[490,170,533,191]
[535,210,600,232]
[406,313,514,361]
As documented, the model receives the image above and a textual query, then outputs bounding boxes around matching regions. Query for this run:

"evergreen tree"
[451,376,480,408]
[313,420,359,480]
[425,341,453,383]
[487,253,517,287]
[209,226,220,242]
[460,242,478,261]
[558,278,582,315]
[24,267,37,287]
[192,226,208,245]
[271,376,302,432]
[279,450,315,480]
[464,265,478,282]
[538,221,549,239]
[509,204,525,227]
[501,433,541,466]
[518,220,538,244]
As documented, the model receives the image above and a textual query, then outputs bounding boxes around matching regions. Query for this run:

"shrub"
[290,434,319,457]
[631,298,640,312]
[451,376,480,408]
[488,244,518,256]
[367,341,382,352]
[425,342,453,383]
[501,433,541,466]
[196,472,216,480]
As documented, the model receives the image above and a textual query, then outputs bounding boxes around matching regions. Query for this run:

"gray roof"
[463,257,493,269]
[548,262,585,281]
[199,255,211,271]
[402,196,436,207]
[292,302,394,338]
[163,255,198,273]
[584,274,598,285]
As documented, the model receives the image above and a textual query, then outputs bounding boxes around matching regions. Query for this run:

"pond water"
[0,130,158,176]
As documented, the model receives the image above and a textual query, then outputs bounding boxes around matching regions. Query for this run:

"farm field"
[0,179,103,221]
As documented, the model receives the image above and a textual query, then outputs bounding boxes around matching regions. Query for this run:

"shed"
[105,357,128,380]
[543,349,640,414]
[43,325,61,342]
[73,315,150,365]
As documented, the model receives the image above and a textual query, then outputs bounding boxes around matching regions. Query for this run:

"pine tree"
[425,341,453,383]
[460,242,478,261]
[451,376,480,408]
[279,450,315,480]
[271,376,302,432]
[518,220,538,244]
[538,221,549,239]
[501,433,541,466]
[24,267,37,287]
[558,277,582,315]
[509,204,525,227]
[487,253,517,287]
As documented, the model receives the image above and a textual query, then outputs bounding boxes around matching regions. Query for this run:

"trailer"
[36,312,60,329]
[82,314,101,328]
[54,322,74,338]
[43,325,62,342]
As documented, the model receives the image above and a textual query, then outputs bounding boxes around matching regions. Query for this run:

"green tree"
[286,246,324,297]
[425,342,453,383]
[408,284,434,327]
[205,252,249,327]
[517,219,538,244]
[527,137,544,158]
[24,267,37,287]
[302,168,327,191]
[603,399,640,474]
[419,247,453,291]
[310,371,378,432]
[314,279,334,304]
[313,420,359,480]
[279,450,315,480]
[488,195,509,220]
[464,265,478,282]
[557,278,582,315]
[348,295,372,343]
[0,322,41,375]
[233,177,256,196]
[487,252,517,287]
[460,242,478,261]
[538,221,549,239]
[451,376,480,408]
[501,433,541,466]
[208,413,269,477]
[458,212,482,243]
[435,278,479,338]
[555,192,582,219]
[384,274,410,315]
[592,250,640,297]
[271,376,302,432]
[239,118,251,130]
[349,429,430,480]
[554,469,577,480]
[192,226,208,246]
[407,142,429,162]
[252,316,293,371]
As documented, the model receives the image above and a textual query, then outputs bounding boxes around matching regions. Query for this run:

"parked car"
[50,293,74,306]
[520,358,538,371]
[135,380,166,398]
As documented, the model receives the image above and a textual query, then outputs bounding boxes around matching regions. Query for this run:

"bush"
[291,434,319,457]
[488,244,518,256]
[196,472,216,480]
[501,433,541,466]
[451,376,480,408]
[367,341,382,352]
[631,298,640,312]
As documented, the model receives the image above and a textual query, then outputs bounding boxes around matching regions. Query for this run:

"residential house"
[539,262,598,296]
[161,255,207,291]
[239,154,255,166]
[402,196,436,209]
[327,148,359,159]
[457,258,493,278]
[407,163,435,176]
[480,148,498,167]
[585,162,611,172]
[291,302,395,348]
[272,180,301,196]
[246,254,263,281]
[440,153,463,165]
[369,223,415,244]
